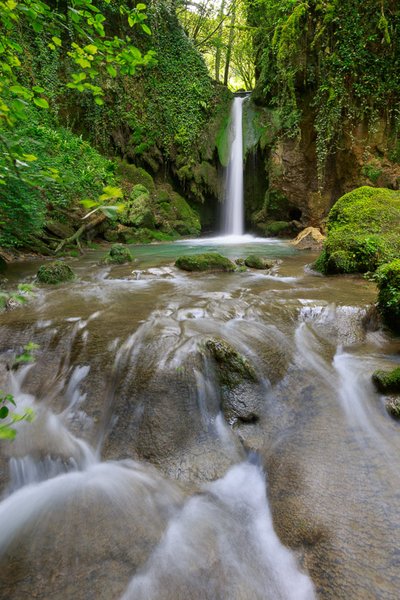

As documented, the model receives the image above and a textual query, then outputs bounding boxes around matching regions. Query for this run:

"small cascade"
[223,96,245,236]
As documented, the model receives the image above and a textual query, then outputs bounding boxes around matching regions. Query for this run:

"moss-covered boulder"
[375,259,400,332]
[244,255,274,269]
[36,261,75,284]
[205,338,257,389]
[117,161,155,193]
[372,367,400,394]
[175,253,235,272]
[103,244,133,264]
[315,187,400,274]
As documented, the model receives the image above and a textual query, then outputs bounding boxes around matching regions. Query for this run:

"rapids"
[0,240,399,599]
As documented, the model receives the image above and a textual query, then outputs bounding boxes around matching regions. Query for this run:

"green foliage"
[0,390,34,440]
[0,283,35,311]
[175,253,235,272]
[36,261,75,284]
[374,259,400,332]
[315,187,400,274]
[362,163,383,184]
[0,108,117,247]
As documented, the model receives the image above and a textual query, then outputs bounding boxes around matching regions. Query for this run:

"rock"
[205,338,257,389]
[375,259,400,333]
[45,220,75,239]
[314,187,400,274]
[235,258,245,266]
[103,244,133,265]
[372,367,400,394]
[175,253,235,272]
[244,255,274,269]
[36,261,75,284]
[291,227,326,250]
[386,397,400,419]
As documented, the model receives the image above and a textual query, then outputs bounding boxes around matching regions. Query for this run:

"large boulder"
[375,259,400,332]
[314,187,400,274]
[103,244,133,265]
[372,367,400,394]
[244,255,274,269]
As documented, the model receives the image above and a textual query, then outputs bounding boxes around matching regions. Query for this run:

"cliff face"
[244,0,400,233]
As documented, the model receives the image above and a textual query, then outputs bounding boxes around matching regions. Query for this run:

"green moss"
[362,163,383,184]
[216,112,232,167]
[315,187,400,274]
[372,367,400,394]
[116,161,155,192]
[264,221,292,236]
[205,338,257,389]
[175,253,235,272]
[103,244,133,264]
[374,259,400,332]
[36,261,75,284]
[244,255,274,269]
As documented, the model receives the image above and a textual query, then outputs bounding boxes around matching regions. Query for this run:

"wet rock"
[36,261,75,284]
[244,255,274,269]
[175,253,235,272]
[205,338,257,388]
[103,244,133,265]
[372,367,400,394]
[45,219,75,239]
[386,397,400,419]
[291,227,325,250]
[235,258,245,266]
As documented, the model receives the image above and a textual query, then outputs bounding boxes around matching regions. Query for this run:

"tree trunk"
[223,0,236,87]
[214,0,226,81]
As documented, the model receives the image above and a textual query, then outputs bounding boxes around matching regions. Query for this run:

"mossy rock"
[264,221,292,237]
[315,187,400,274]
[375,259,400,332]
[36,261,75,284]
[117,161,155,192]
[244,255,274,269]
[372,367,400,394]
[103,244,133,264]
[175,253,235,272]
[205,338,257,389]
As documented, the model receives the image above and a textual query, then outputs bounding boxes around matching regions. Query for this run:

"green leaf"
[106,64,117,77]
[0,406,9,419]
[0,426,16,440]
[32,86,45,93]
[136,3,146,9]
[141,23,151,35]
[94,97,104,105]
[99,186,123,201]
[80,199,99,209]
[52,36,62,47]
[33,97,49,109]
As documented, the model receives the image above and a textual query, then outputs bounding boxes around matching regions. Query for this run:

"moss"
[175,253,235,272]
[117,161,155,192]
[103,244,133,264]
[264,221,292,236]
[244,255,274,269]
[315,187,400,274]
[216,111,232,167]
[362,163,383,184]
[374,259,400,332]
[372,367,400,394]
[205,338,257,389]
[36,261,75,284]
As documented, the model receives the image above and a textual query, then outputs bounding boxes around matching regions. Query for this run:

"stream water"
[0,239,400,599]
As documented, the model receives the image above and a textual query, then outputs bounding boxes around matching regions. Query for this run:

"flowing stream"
[0,242,400,599]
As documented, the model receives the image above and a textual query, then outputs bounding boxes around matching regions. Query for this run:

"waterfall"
[223,96,245,236]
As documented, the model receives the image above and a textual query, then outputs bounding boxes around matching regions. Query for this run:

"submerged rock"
[175,253,235,272]
[291,227,325,251]
[372,367,400,394]
[36,261,75,284]
[244,255,274,269]
[103,244,133,265]
[205,338,257,388]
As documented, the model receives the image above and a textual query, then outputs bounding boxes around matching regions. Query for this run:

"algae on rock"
[36,261,75,284]
[103,244,133,264]
[175,253,235,272]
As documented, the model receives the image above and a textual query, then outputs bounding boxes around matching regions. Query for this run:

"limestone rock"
[291,227,326,250]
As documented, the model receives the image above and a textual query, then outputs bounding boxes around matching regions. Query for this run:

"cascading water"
[222,96,245,236]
